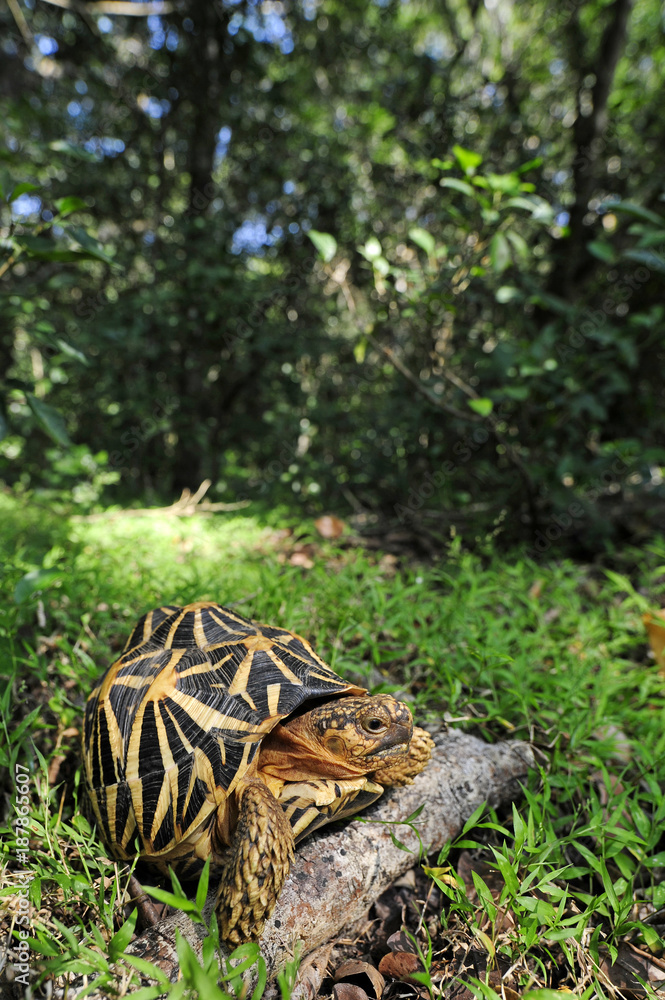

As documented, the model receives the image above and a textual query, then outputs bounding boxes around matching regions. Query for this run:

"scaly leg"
[374,727,434,788]
[216,777,295,944]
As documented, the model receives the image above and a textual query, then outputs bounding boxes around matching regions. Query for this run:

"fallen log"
[119,730,534,994]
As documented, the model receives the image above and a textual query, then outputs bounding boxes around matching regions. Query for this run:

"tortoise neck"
[257,722,370,781]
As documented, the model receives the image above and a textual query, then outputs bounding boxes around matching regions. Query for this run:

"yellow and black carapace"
[82,601,433,943]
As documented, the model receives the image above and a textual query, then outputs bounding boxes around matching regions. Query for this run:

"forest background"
[1,0,664,555]
[3,2,665,997]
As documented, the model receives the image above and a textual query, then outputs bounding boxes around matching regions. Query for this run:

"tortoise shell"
[82,601,365,876]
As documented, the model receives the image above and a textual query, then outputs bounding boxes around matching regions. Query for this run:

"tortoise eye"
[363,717,387,734]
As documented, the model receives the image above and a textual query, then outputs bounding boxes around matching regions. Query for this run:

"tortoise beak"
[372,723,412,756]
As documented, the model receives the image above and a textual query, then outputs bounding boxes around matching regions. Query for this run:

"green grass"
[1,491,665,998]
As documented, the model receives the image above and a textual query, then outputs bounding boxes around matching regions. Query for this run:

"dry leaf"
[643,609,665,673]
[333,983,369,1000]
[386,931,418,955]
[289,550,315,569]
[315,515,346,539]
[334,959,385,1000]
[379,553,399,576]
[379,951,421,981]
[393,870,417,890]
[48,754,67,786]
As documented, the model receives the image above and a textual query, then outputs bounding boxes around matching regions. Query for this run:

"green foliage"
[0,0,663,549]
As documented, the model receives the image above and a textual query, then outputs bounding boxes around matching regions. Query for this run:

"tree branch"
[367,335,479,423]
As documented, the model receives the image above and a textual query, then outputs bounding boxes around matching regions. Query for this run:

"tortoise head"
[257,695,414,780]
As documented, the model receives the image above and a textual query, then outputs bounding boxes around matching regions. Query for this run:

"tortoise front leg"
[216,777,295,944]
[374,727,434,788]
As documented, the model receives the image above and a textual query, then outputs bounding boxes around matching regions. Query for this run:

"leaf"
[515,157,543,174]
[8,182,40,202]
[606,200,664,226]
[109,909,138,958]
[15,235,57,254]
[14,235,98,263]
[14,569,61,604]
[389,830,413,853]
[460,801,487,836]
[452,144,483,175]
[66,226,116,266]
[527,290,573,316]
[587,240,616,263]
[409,227,436,255]
[307,230,337,262]
[195,859,210,913]
[468,397,493,417]
[122,953,172,987]
[489,847,520,894]
[56,339,89,365]
[490,232,511,273]
[523,991,573,1000]
[25,393,71,446]
[54,196,88,218]
[250,952,268,1000]
[439,177,475,197]
[362,236,382,260]
[27,937,60,957]
[314,515,346,539]
[354,337,367,363]
[512,801,526,851]
[620,248,665,273]
[49,139,98,162]
[14,236,88,264]
[143,885,201,914]
[472,927,495,960]
[630,228,665,248]
[122,987,172,1000]
[404,802,426,823]
[484,172,522,195]
[34,320,56,334]
[10,706,42,743]
[505,229,529,258]
[506,196,553,221]
[495,286,521,304]
[643,610,665,673]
